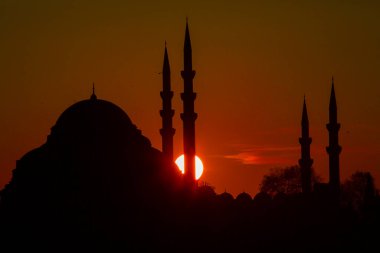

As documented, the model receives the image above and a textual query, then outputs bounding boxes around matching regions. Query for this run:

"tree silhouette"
[341,171,377,212]
[259,165,321,196]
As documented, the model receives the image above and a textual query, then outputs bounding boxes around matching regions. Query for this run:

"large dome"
[57,97,133,127]
[0,93,183,250]
[48,95,145,148]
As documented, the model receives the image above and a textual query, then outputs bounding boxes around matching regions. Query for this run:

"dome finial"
[91,82,97,100]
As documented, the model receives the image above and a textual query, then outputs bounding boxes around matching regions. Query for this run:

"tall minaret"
[326,77,341,195]
[180,21,197,189]
[160,43,175,162]
[299,97,313,194]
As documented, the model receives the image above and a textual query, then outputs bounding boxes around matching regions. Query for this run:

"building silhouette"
[180,21,198,189]
[1,21,378,253]
[299,97,313,194]
[160,43,175,162]
[0,91,184,250]
[326,77,341,196]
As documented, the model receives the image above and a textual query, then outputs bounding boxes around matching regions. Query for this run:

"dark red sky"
[1,0,379,196]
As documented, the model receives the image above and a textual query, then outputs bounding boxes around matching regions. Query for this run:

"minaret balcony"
[160,91,174,99]
[298,159,314,168]
[326,123,341,131]
[181,70,196,79]
[326,145,342,154]
[180,92,197,101]
[160,128,175,136]
[180,112,198,121]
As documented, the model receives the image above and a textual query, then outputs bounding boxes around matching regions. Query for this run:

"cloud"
[225,152,260,165]
[224,145,299,166]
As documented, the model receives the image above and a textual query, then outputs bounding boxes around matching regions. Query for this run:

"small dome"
[236,192,252,202]
[219,191,234,202]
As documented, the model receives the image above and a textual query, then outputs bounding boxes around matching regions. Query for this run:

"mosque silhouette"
[0,22,376,252]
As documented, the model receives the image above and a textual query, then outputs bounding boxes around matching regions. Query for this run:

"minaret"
[180,21,198,189]
[326,77,341,195]
[299,97,313,194]
[160,43,175,162]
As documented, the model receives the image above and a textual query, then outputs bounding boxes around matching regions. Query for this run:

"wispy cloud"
[224,145,299,166]
[225,152,261,165]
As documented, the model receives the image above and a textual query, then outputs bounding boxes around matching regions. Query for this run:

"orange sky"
[1,0,379,197]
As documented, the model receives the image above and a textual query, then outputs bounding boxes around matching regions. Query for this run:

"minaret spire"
[184,20,192,72]
[91,82,97,100]
[299,96,313,194]
[160,43,175,162]
[329,76,337,123]
[326,76,341,196]
[181,21,198,189]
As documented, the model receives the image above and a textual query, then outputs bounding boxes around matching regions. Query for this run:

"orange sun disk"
[175,154,204,180]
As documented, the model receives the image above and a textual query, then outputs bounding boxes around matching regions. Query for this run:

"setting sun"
[175,154,204,180]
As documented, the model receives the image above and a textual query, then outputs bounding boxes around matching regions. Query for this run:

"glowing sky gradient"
[1,0,379,196]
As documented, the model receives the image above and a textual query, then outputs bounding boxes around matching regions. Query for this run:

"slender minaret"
[299,97,313,194]
[160,43,175,162]
[326,77,341,195]
[180,21,197,189]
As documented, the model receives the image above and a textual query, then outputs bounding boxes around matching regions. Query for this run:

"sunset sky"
[1,0,379,196]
